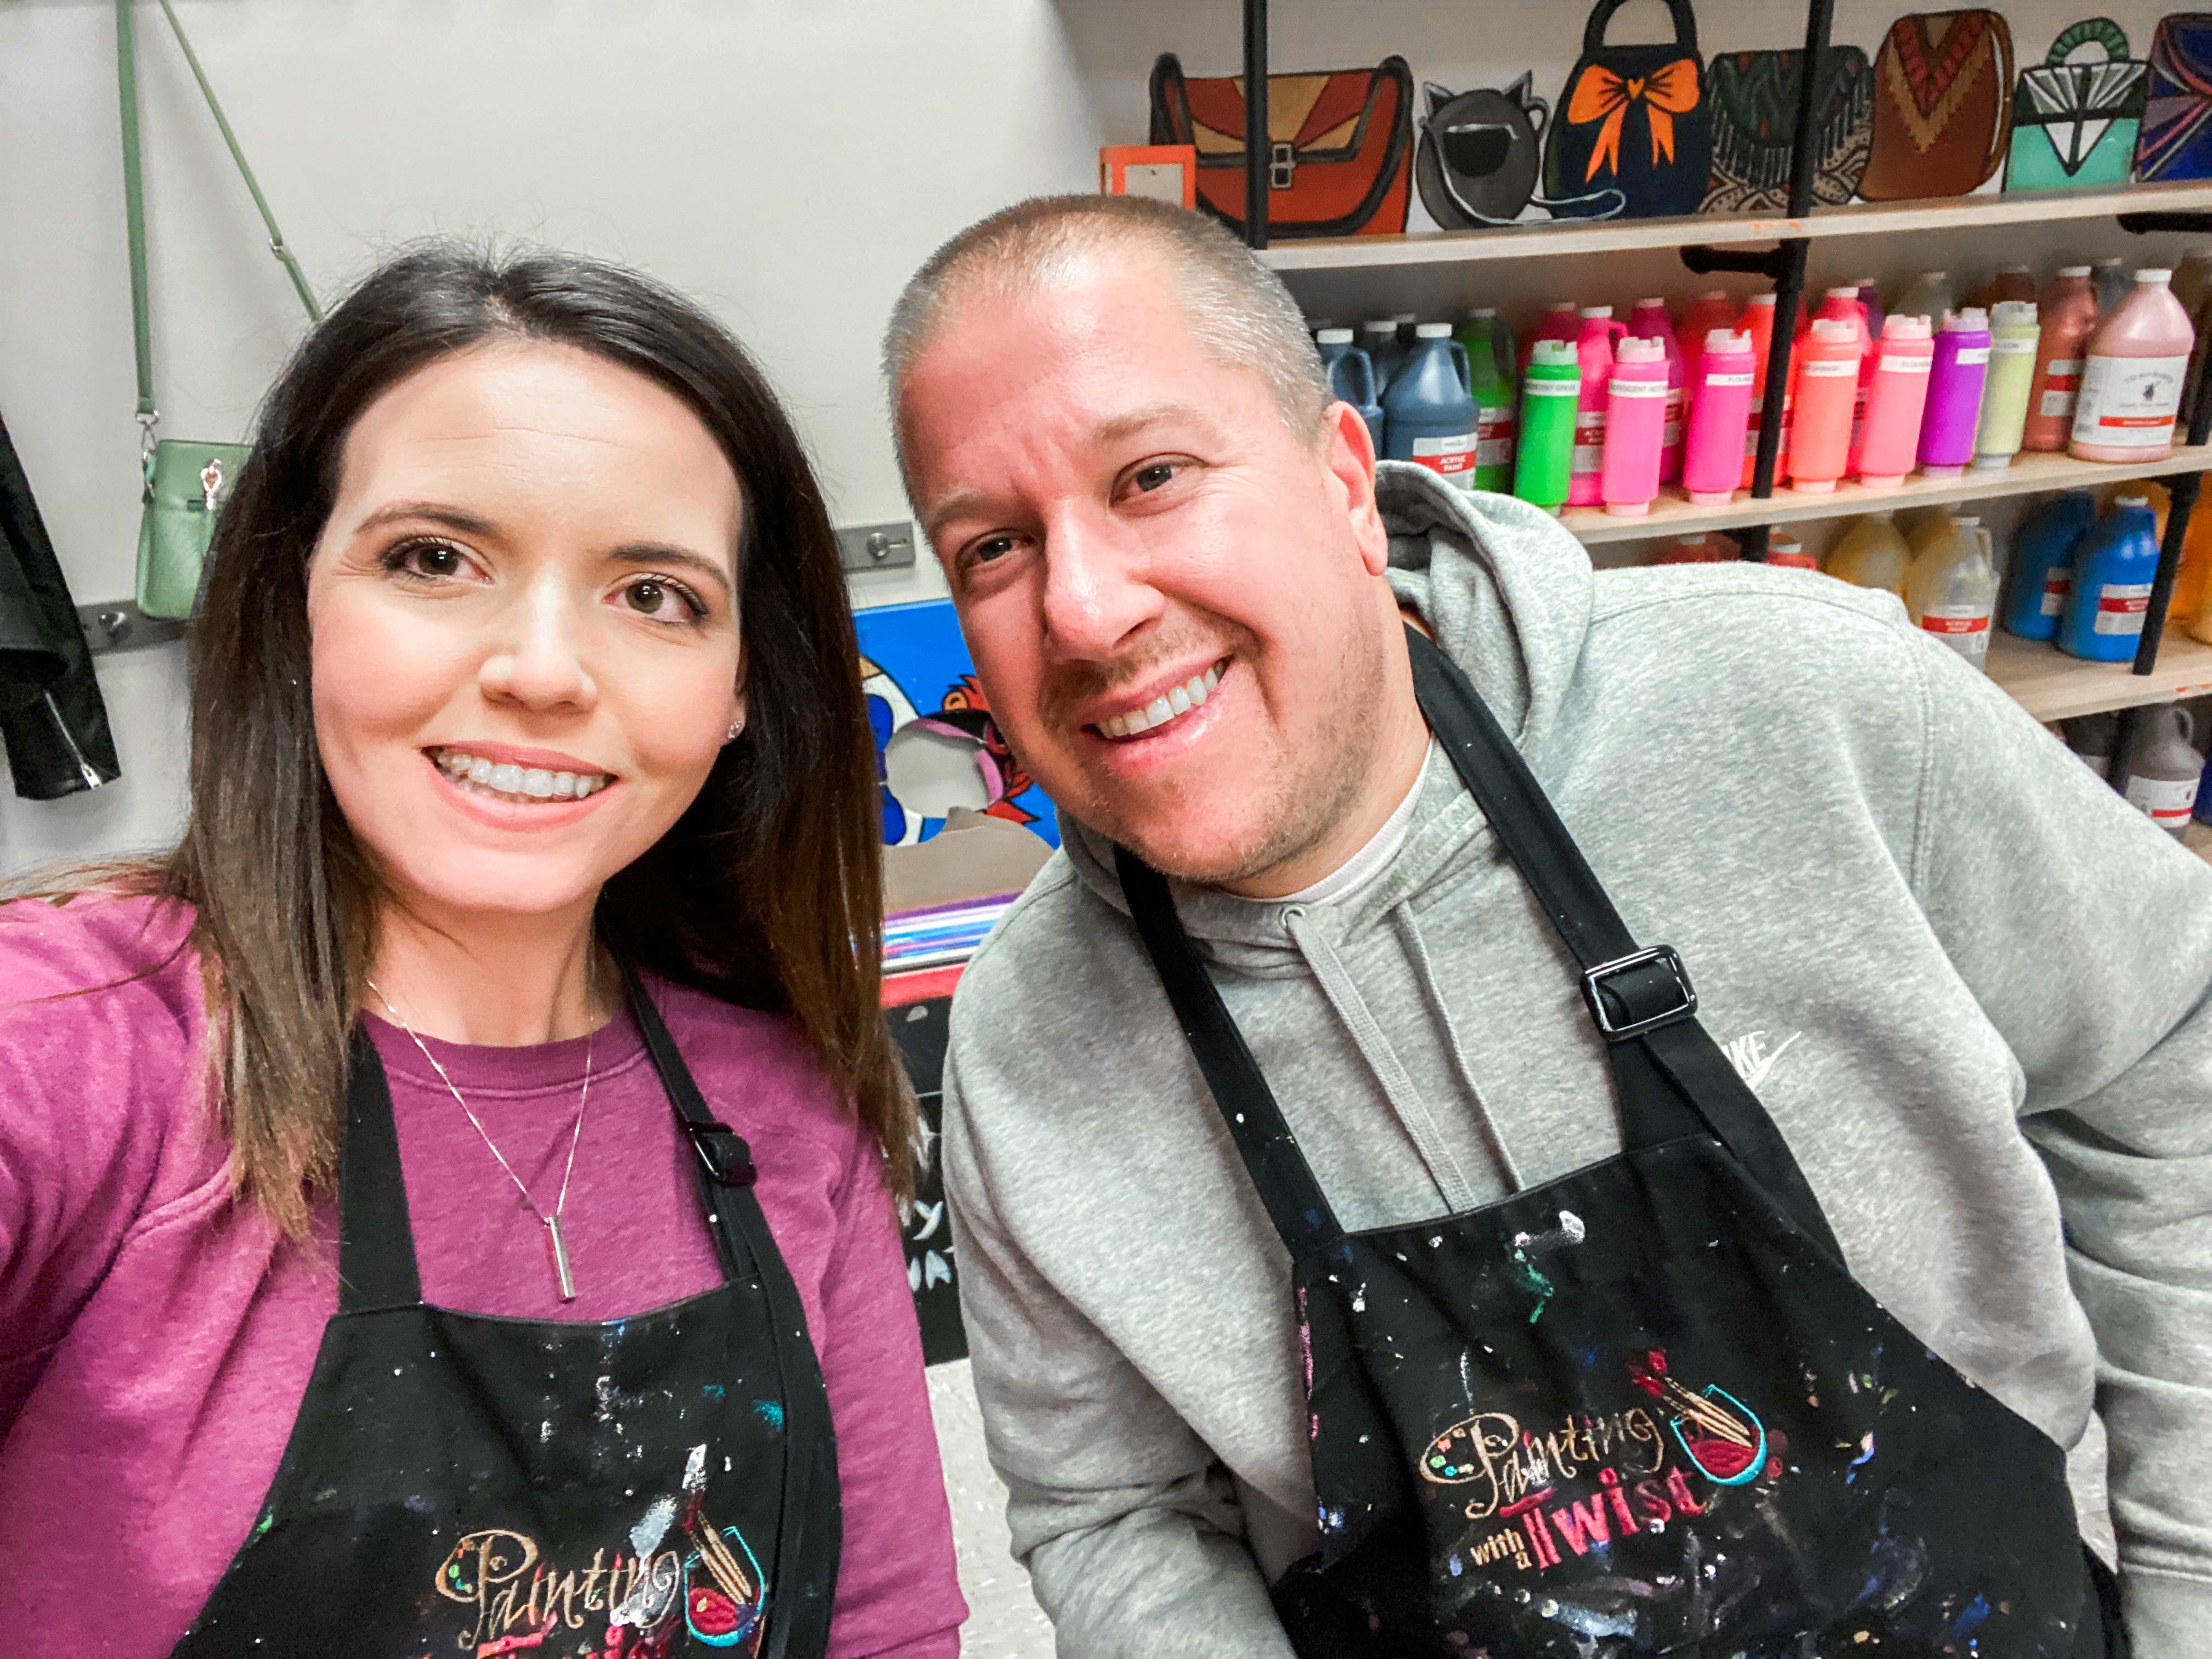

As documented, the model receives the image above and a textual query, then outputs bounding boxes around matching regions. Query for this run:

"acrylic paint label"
[2092,582,2153,635]
[1525,381,1579,397]
[1410,431,1479,482]
[2125,772,2199,828]
[1475,405,1515,467]
[1663,387,1685,451]
[1993,337,2038,355]
[2040,573,2072,617]
[1878,356,1932,373]
[1609,380,1667,398]
[1706,372,1754,387]
[1573,411,1608,471]
[1921,606,1992,667]
[2038,360,2081,419]
[1799,359,1857,377]
[2073,353,2189,447]
[1954,347,1993,365]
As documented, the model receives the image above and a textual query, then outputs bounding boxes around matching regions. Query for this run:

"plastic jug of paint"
[1457,309,1519,492]
[1891,270,1957,325]
[1740,292,1787,488]
[2023,268,2100,452]
[1855,279,1886,342]
[1570,307,1627,508]
[1972,264,2036,309]
[1827,514,1912,596]
[2170,498,2212,631]
[1787,318,1861,493]
[1765,531,1817,569]
[2060,494,2161,661]
[2071,269,2197,462]
[1314,329,1386,454]
[1629,297,1687,482]
[1383,323,1480,490]
[1656,532,1736,563]
[1522,302,1582,371]
[1681,328,1755,505]
[1677,290,1736,392]
[1393,313,1420,347]
[1918,310,1992,478]
[2094,258,2131,313]
[1974,300,2041,470]
[2119,705,2202,835]
[1602,337,1668,517]
[1855,315,1934,487]
[1811,287,1875,453]
[1906,514,2000,671]
[2002,490,2097,640]
[1513,339,1579,514]
[1362,318,1407,394]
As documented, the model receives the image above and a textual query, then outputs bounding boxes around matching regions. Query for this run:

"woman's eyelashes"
[380,536,482,585]
[617,574,710,625]
[375,539,710,627]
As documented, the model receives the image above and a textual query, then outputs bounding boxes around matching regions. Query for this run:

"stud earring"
[725,717,744,742]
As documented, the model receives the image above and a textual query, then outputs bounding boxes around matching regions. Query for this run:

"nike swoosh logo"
[1739,1031,1804,1093]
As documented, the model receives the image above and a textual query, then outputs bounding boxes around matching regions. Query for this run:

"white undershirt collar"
[1260,740,1437,908]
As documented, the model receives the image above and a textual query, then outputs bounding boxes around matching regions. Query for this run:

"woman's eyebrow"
[353,500,497,537]
[606,541,735,595]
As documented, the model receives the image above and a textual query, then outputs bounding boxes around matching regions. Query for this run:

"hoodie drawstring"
[1395,905,1526,1194]
[1283,905,1480,1214]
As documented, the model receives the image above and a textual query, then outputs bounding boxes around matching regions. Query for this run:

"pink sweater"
[0,895,964,1657]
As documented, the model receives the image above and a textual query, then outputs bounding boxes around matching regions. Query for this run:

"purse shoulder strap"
[117,0,323,425]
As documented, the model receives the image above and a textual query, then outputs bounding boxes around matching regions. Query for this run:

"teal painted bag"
[2005,17,2149,191]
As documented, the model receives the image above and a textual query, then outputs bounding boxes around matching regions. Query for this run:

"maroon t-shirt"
[0,895,964,1656]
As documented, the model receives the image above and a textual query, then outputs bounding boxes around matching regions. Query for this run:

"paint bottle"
[1314,329,1385,454]
[1394,313,1421,348]
[2002,490,2097,640]
[2059,493,2161,661]
[1827,514,1912,596]
[2118,705,2202,836]
[1383,324,1480,491]
[1856,314,1934,488]
[1739,292,1787,489]
[1905,514,2000,671]
[1855,278,1886,342]
[1681,328,1755,506]
[1785,319,1861,493]
[1655,532,1737,563]
[2171,500,2212,634]
[1918,309,1993,478]
[1973,300,2041,470]
[2071,269,2197,462]
[1362,318,1408,394]
[1629,297,1687,483]
[2023,267,2100,453]
[1522,302,1581,371]
[1513,338,1579,514]
[1677,290,1737,393]
[1972,263,2036,308]
[1806,287,1876,469]
[1891,270,1957,325]
[1457,309,1519,492]
[1570,307,1627,509]
[2094,258,2131,314]
[2064,712,2118,778]
[1766,531,1817,568]
[1602,337,1669,517]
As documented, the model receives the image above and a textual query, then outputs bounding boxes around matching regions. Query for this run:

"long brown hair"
[44,244,912,1238]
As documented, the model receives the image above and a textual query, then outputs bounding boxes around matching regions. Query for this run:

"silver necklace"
[364,975,596,1302]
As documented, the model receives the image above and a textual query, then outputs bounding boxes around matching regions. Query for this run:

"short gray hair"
[883,194,1330,461]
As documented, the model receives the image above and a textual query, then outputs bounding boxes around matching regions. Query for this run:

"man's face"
[898,253,1392,885]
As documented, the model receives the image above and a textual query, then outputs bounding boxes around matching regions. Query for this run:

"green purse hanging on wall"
[118,0,321,620]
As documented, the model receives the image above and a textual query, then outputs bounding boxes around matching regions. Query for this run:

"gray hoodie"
[941,466,2212,1657]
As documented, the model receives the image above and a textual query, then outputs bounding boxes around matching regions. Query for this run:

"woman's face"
[307,340,745,929]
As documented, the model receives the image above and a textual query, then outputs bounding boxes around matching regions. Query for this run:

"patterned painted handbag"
[2006,18,2149,191]
[1700,47,1874,213]
[1543,0,1712,219]
[1149,53,1414,239]
[1861,10,2016,200]
[2137,13,2212,182]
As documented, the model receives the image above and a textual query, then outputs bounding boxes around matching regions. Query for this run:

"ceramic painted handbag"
[118,0,321,620]
[1700,46,1874,213]
[1543,0,1712,220]
[1149,53,1414,239]
[2137,13,2212,182]
[2006,18,2149,191]
[1862,10,2016,200]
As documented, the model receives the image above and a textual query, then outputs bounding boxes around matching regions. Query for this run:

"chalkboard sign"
[888,984,967,1367]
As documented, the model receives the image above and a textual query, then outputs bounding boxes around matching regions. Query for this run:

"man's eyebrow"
[922,489,990,540]
[1090,402,1215,447]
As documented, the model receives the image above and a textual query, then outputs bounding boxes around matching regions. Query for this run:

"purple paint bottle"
[1918,308,1992,478]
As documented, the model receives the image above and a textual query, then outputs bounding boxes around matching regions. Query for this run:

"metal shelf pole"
[1243,0,1269,250]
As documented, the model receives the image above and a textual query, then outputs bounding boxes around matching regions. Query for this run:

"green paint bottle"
[1514,338,1579,514]
[1455,308,1519,492]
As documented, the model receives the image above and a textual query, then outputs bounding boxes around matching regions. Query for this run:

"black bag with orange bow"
[1544,0,1713,219]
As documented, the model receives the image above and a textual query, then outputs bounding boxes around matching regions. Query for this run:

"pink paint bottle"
[1630,297,1687,483]
[1739,293,1788,488]
[1602,337,1669,516]
[1787,318,1862,493]
[1678,290,1736,393]
[1857,314,1934,488]
[1522,301,1582,371]
[1570,306,1627,508]
[1681,328,1755,505]
[2071,267,2197,462]
[1918,309,1992,478]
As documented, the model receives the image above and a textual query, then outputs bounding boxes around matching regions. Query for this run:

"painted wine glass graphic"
[606,1444,769,1655]
[1627,1348,1767,1486]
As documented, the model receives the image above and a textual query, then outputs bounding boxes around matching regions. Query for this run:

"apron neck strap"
[337,1032,422,1313]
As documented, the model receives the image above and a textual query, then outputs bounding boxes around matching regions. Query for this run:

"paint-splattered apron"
[1116,627,2126,1657]
[170,968,839,1659]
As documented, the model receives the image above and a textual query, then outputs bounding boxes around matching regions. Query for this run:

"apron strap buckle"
[1581,945,1698,1041]
[686,1119,759,1188]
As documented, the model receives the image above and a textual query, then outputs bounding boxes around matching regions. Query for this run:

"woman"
[0,245,966,1657]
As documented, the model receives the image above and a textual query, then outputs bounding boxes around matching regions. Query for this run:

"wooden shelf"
[1989,627,2212,721]
[1260,182,2212,274]
[1560,445,2212,546]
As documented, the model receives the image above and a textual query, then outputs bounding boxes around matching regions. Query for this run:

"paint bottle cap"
[1466,306,1497,318]
[1955,516,1981,528]
[1636,295,1668,309]
[2136,268,2174,285]
[1882,314,1933,340]
[1810,318,1857,343]
[1616,337,1664,362]
[1853,276,1878,287]
[1363,319,1396,334]
[1416,321,1453,338]
[2117,494,2152,506]
[2000,262,2032,275]
[1316,327,1353,344]
[1393,312,1419,324]
[1705,329,1751,353]
[1675,534,1706,546]
[1700,287,1728,301]
[1826,286,1863,301]
[2058,265,2092,278]
[1992,300,2039,329]
[1546,300,1579,313]
[1944,308,1990,331]
[1530,339,1579,369]
[1747,293,1777,308]
[1579,305,1613,319]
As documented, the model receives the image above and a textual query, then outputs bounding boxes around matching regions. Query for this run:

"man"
[883,194,2211,1657]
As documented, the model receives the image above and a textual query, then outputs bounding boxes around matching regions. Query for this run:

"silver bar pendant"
[545,1215,577,1302]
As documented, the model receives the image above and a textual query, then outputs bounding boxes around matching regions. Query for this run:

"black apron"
[171,968,840,1659]
[1118,627,2126,1659]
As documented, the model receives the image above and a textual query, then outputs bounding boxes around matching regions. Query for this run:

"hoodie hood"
[1057,464,1595,963]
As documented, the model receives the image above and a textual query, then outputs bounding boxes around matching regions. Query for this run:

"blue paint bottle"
[2002,490,2097,640]
[1383,323,1480,491]
[2059,494,2161,662]
[1316,328,1385,455]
